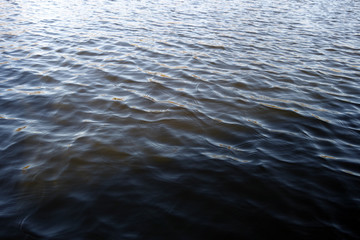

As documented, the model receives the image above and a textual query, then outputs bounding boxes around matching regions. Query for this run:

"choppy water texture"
[1,0,360,239]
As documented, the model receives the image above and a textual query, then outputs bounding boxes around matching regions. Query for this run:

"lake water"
[1,0,360,239]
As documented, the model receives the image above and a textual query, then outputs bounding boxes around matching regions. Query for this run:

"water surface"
[1,0,360,239]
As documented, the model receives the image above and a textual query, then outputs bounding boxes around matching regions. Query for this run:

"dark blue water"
[1,0,360,239]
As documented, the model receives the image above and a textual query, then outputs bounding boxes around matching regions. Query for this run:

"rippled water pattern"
[1,0,360,239]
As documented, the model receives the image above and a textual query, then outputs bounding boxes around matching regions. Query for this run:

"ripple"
[1,0,360,239]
